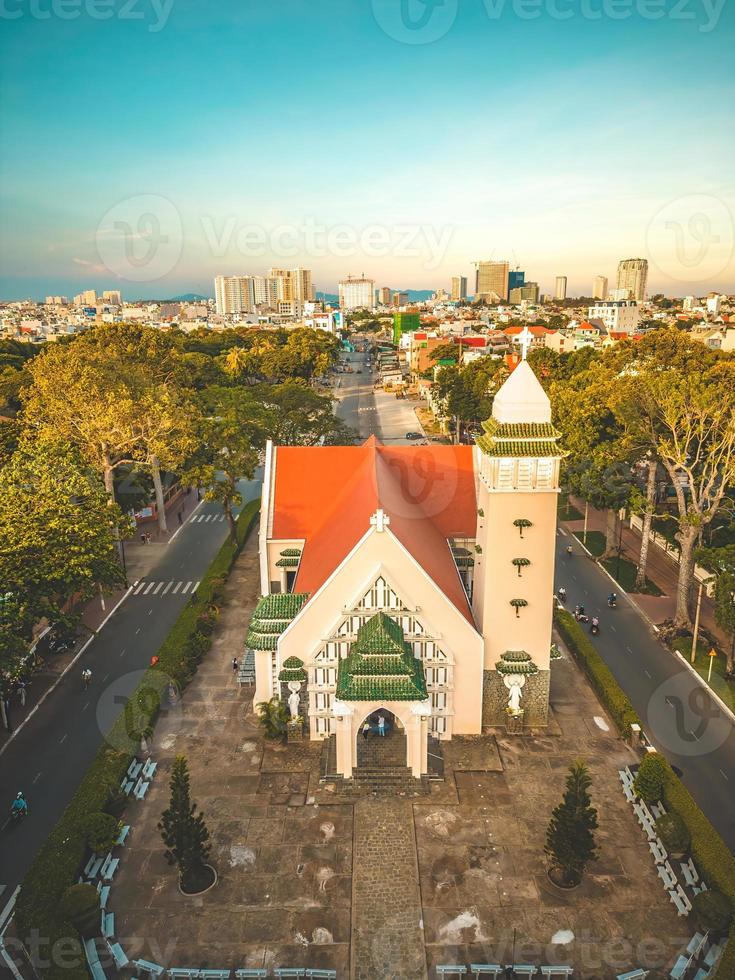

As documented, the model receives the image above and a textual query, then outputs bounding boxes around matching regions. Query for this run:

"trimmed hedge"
[555,610,640,734]
[15,500,260,979]
[555,609,735,979]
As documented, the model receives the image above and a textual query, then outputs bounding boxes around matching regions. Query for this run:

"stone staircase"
[352,764,423,795]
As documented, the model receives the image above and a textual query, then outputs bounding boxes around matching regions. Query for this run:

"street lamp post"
[615,508,625,582]
[690,580,704,665]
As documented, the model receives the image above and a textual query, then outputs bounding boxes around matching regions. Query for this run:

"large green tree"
[159,756,211,892]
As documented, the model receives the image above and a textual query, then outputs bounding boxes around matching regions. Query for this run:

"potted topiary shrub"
[633,753,667,803]
[654,813,690,859]
[59,883,100,939]
[692,889,733,934]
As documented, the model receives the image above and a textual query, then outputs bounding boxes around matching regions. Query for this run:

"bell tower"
[471,355,563,728]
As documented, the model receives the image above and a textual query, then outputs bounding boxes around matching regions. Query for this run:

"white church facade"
[246,360,563,778]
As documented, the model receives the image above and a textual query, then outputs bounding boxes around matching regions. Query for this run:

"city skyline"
[2,3,734,300]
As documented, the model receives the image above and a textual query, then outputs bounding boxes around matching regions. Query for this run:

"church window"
[516,459,534,489]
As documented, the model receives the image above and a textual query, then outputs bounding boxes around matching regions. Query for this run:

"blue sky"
[1,0,734,300]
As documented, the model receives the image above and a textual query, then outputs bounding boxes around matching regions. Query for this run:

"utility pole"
[690,580,704,665]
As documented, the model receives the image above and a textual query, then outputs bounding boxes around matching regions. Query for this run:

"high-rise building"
[393,290,409,307]
[378,286,392,305]
[508,269,525,293]
[267,267,314,305]
[45,295,68,305]
[593,275,608,300]
[393,310,421,345]
[214,276,255,315]
[338,276,375,310]
[451,276,468,301]
[616,258,648,302]
[73,289,97,306]
[588,300,640,334]
[509,282,540,304]
[474,260,509,302]
[252,275,279,307]
[101,290,122,305]
[554,276,567,301]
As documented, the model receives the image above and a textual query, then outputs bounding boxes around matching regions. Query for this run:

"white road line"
[0,584,134,759]
[135,627,141,634]
[627,646,633,653]
[218,514,225,522]
[181,581,192,594]
[720,769,729,781]
[102,673,109,682]
[162,581,173,595]
[643,668,651,679]
[153,582,163,595]
[59,733,67,744]
[203,514,212,523]
[173,582,182,594]
[609,625,616,632]
[558,527,568,537]
[192,581,200,593]
[143,582,155,595]
[133,582,146,595]
[32,771,42,784]
[82,701,90,710]
[148,608,153,615]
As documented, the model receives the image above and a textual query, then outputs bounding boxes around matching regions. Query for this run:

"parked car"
[405,431,423,440]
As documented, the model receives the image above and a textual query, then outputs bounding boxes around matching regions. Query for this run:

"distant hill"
[169,293,209,302]
[316,292,339,304]
[405,289,434,302]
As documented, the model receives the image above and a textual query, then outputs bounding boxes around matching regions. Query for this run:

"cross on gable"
[518,325,533,360]
[370,509,391,533]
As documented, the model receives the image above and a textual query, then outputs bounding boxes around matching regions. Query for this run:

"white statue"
[288,690,300,719]
[503,673,526,716]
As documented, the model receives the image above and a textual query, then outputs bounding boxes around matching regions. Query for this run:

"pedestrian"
[362,720,370,741]
[150,655,159,667]
[1,696,12,733]
[81,667,92,690]
[377,714,385,737]
[145,532,152,544]
[232,657,239,675]
[177,510,183,526]
[17,680,27,707]
[140,532,147,545]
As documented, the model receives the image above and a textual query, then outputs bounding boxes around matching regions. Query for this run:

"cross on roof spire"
[518,325,533,361]
[370,508,391,533]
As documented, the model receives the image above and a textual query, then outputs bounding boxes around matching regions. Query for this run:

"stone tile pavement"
[110,533,691,979]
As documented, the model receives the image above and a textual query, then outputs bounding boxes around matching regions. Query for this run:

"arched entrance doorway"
[356,709,407,769]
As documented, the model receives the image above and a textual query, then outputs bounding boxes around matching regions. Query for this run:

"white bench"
[692,881,708,896]
[623,783,636,804]
[436,970,467,978]
[274,971,306,979]
[704,943,724,968]
[97,883,110,909]
[680,859,700,888]
[540,968,573,977]
[100,853,120,882]
[133,961,165,978]
[199,972,231,980]
[234,971,267,980]
[470,967,502,978]
[616,971,648,980]
[83,939,108,980]
[121,779,134,795]
[85,855,103,879]
[511,968,538,978]
[651,802,666,820]
[107,941,129,969]
[128,760,143,780]
[134,779,150,800]
[668,887,691,917]
[669,955,688,979]
[305,972,337,979]
[658,863,677,890]
[686,933,706,957]
[143,759,158,780]
[648,840,667,865]
[101,910,114,939]
[116,824,131,846]
[168,970,199,980]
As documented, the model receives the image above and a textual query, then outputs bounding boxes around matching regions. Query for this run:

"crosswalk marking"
[130,580,202,598]
[189,512,226,523]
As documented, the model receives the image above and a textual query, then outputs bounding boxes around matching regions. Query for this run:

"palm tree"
[256,698,289,741]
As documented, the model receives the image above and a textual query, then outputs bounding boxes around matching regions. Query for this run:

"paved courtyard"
[109,534,690,979]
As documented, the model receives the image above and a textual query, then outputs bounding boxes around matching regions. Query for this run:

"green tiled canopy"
[245,593,309,651]
[495,650,539,677]
[278,655,307,682]
[475,417,564,457]
[336,612,428,702]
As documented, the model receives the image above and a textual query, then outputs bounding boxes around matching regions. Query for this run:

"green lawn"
[572,530,663,594]
[573,529,605,557]
[557,496,583,522]
[671,636,735,711]
[601,556,663,596]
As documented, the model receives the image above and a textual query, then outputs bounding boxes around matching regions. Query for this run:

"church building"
[246,359,563,779]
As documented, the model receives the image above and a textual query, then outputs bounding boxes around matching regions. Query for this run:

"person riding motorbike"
[591,616,600,634]
[565,545,573,556]
[81,667,92,690]
[11,792,28,820]
[558,586,567,602]
[608,592,618,608]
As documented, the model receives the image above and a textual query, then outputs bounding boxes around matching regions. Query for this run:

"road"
[556,529,735,851]
[334,346,425,444]
[0,476,262,902]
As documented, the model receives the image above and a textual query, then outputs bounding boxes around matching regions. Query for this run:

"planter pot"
[178,864,217,896]
[547,867,581,890]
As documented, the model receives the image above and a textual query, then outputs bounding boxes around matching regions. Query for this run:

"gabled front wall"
[277,526,484,737]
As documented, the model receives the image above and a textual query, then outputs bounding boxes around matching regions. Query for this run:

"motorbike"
[10,805,27,824]
[590,622,600,636]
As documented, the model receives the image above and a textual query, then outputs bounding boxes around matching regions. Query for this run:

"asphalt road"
[334,347,425,443]
[556,528,735,851]
[0,476,262,901]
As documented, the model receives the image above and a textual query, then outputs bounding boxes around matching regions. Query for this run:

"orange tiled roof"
[271,437,477,621]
